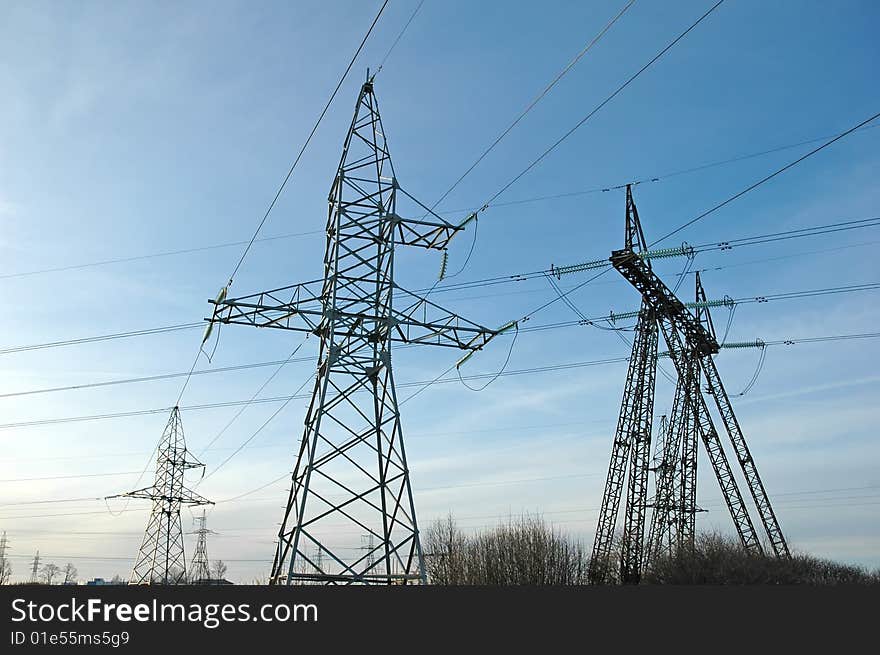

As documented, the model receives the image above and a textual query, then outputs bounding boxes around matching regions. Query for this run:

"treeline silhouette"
[424,515,879,585]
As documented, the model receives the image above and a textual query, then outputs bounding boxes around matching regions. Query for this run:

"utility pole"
[591,184,790,584]
[188,510,214,584]
[207,77,498,585]
[30,550,40,584]
[109,407,213,584]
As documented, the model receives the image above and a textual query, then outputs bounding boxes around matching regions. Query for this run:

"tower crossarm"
[389,284,498,350]
[387,200,465,250]
[112,486,214,507]
[209,282,497,351]
[610,248,719,356]
[208,280,326,334]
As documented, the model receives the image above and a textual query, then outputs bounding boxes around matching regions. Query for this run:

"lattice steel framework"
[646,287,703,562]
[113,407,212,584]
[607,185,789,577]
[589,188,658,584]
[208,79,495,585]
[188,510,213,584]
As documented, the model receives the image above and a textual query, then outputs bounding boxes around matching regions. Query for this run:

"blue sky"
[0,0,878,582]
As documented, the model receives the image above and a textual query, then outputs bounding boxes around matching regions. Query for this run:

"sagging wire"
[228,0,390,284]
[103,442,160,517]
[171,284,232,408]
[719,298,737,345]
[371,0,427,79]
[196,336,311,458]
[423,213,480,304]
[447,215,480,279]
[545,271,589,322]
[455,322,519,392]
[541,276,658,387]
[730,340,766,397]
[423,0,637,216]
[545,270,637,333]
[198,371,315,485]
[671,242,695,294]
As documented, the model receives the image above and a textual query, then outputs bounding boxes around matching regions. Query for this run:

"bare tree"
[62,563,78,585]
[41,563,61,585]
[212,559,228,582]
[110,574,125,585]
[424,514,590,585]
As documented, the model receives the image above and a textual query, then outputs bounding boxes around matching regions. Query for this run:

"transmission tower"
[207,77,497,585]
[589,188,659,584]
[0,532,10,584]
[591,184,789,584]
[188,510,214,584]
[30,550,40,584]
[110,406,213,584]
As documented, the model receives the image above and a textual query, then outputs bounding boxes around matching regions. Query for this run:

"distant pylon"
[109,407,213,584]
[0,532,9,585]
[208,78,499,585]
[30,550,40,584]
[188,510,213,584]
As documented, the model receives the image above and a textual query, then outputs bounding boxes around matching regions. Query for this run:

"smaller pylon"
[188,510,214,584]
[109,406,213,584]
[0,532,9,585]
[30,551,40,584]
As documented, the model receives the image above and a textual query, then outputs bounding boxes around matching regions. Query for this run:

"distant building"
[86,577,126,586]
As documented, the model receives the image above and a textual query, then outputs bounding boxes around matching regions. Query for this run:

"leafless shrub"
[644,532,880,585]
[424,514,589,585]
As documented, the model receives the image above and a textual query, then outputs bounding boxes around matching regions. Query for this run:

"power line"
[650,110,880,246]
[0,325,873,433]
[373,0,426,76]
[194,340,311,457]
[2,213,874,361]
[422,216,880,293]
[0,471,140,483]
[426,0,636,212]
[3,124,875,287]
[472,0,725,217]
[0,356,313,400]
[0,280,876,406]
[1,419,609,467]
[198,373,315,482]
[226,0,390,284]
[0,323,201,356]
[0,230,323,282]
[438,124,880,214]
[6,476,880,523]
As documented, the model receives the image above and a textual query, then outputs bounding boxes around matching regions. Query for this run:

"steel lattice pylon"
[592,185,790,584]
[208,79,495,585]
[188,510,213,584]
[589,188,658,584]
[112,406,212,585]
